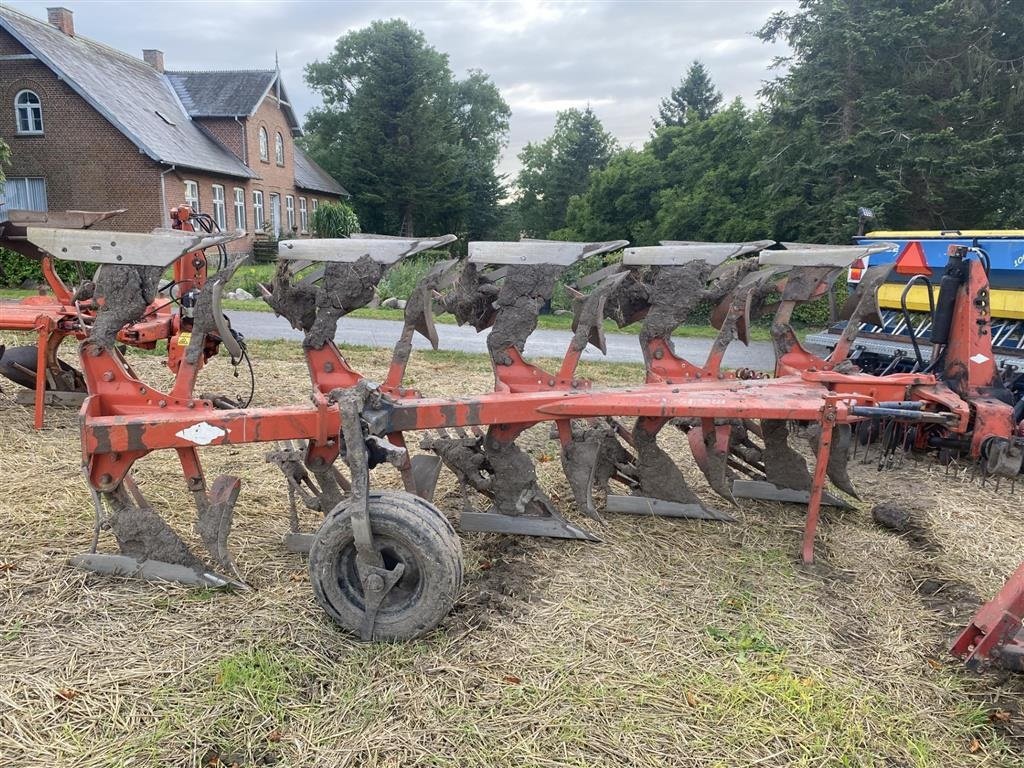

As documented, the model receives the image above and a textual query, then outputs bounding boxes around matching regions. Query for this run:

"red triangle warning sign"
[894,241,933,276]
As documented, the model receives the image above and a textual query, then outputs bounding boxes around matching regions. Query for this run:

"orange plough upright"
[30,230,1023,653]
[0,206,239,427]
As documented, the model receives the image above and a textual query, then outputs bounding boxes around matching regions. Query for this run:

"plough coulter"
[10,221,1024,665]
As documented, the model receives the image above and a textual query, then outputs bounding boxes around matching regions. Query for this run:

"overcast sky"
[9,0,797,176]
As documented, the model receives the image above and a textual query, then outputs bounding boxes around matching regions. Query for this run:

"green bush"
[311,201,359,237]
[0,247,93,288]
[792,274,848,327]
[377,250,451,301]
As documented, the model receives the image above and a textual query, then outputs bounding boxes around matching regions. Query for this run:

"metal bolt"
[548,379,555,387]
[324,362,334,372]
[653,349,664,359]
[99,474,112,486]
[102,371,114,381]
[365,573,385,593]
[158,399,167,408]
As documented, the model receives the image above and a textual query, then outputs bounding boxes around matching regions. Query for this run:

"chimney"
[143,49,165,73]
[46,7,74,36]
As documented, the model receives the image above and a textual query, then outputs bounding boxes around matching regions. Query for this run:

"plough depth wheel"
[309,491,464,641]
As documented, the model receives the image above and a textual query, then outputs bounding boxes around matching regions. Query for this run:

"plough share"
[10,221,1023,666]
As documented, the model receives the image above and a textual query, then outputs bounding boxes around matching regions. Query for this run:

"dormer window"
[15,90,43,134]
[275,132,285,165]
[258,127,269,162]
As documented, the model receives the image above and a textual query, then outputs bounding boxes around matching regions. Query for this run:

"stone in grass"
[228,288,255,301]
[871,501,920,533]
[381,297,406,310]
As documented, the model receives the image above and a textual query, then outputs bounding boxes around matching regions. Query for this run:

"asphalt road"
[230,309,783,371]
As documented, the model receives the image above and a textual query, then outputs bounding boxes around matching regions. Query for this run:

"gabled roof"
[0,5,255,179]
[166,70,302,135]
[294,146,350,197]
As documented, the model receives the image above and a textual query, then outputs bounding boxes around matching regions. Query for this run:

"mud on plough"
[11,222,1023,665]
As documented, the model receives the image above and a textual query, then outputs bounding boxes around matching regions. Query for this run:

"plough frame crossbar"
[30,229,1022,654]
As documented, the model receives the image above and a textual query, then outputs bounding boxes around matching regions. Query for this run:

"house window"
[252,190,264,229]
[285,195,295,232]
[275,132,285,165]
[258,127,269,162]
[0,177,47,217]
[268,193,281,237]
[311,198,319,213]
[211,185,226,230]
[184,180,200,212]
[299,197,308,233]
[14,90,43,134]
[233,187,246,230]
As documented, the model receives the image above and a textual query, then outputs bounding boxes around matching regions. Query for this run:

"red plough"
[15,225,1023,658]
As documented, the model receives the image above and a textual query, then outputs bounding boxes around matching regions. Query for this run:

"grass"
[0,335,1022,766]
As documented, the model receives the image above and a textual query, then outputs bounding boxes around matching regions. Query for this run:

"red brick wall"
[195,117,245,163]
[0,29,163,232]
[247,93,300,237]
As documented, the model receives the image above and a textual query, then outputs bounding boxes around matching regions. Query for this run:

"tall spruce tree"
[303,20,509,237]
[515,107,618,237]
[656,60,723,127]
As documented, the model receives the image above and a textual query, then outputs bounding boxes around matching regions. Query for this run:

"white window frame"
[211,185,226,230]
[311,198,319,213]
[233,187,246,230]
[299,197,308,233]
[275,132,285,165]
[184,180,200,212]
[252,190,265,230]
[0,176,48,216]
[268,192,281,237]
[14,90,43,135]
[258,127,269,162]
[285,195,295,231]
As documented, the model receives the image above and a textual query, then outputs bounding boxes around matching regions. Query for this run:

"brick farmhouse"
[0,6,348,254]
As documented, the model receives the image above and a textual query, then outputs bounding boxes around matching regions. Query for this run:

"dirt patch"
[914,575,982,625]
[454,536,543,628]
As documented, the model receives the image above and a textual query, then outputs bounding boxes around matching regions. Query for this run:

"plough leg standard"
[20,225,1023,658]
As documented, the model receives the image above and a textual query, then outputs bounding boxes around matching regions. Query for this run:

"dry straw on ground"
[0,335,1022,767]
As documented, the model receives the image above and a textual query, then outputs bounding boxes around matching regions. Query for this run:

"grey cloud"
[11,0,796,175]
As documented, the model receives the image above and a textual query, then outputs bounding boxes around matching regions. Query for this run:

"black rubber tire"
[309,490,463,641]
